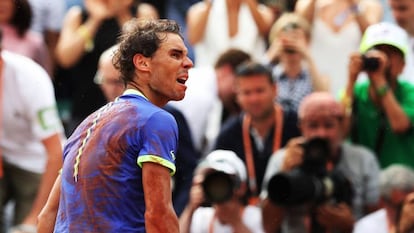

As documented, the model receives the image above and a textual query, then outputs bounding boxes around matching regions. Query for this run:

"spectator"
[55,0,138,135]
[0,0,51,74]
[353,164,414,233]
[266,12,329,137]
[0,31,64,233]
[179,150,265,233]
[93,45,125,102]
[214,62,298,205]
[169,48,252,155]
[261,92,380,233]
[344,22,414,168]
[387,0,414,83]
[186,0,275,67]
[37,18,193,232]
[295,0,382,96]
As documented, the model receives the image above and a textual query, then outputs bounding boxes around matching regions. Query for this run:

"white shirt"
[190,205,264,233]
[353,209,388,233]
[193,0,267,67]
[1,51,65,173]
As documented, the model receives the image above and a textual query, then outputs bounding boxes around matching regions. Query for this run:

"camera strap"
[242,104,283,204]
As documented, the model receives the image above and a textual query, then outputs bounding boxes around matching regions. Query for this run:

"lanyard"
[242,104,283,203]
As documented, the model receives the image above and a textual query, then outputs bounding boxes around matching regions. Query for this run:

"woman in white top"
[187,0,275,67]
[295,0,382,96]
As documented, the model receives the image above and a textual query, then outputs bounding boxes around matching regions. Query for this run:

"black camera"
[267,138,353,206]
[202,170,240,203]
[361,54,380,72]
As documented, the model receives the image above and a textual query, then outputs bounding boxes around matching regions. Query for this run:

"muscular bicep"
[142,162,179,233]
[142,162,173,212]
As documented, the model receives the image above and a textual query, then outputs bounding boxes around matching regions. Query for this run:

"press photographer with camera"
[179,150,264,233]
[343,22,414,169]
[260,92,381,233]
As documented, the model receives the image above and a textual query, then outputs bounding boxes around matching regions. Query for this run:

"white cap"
[203,150,247,182]
[360,22,409,59]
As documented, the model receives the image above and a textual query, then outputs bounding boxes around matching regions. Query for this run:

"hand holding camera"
[267,137,353,206]
[281,137,306,172]
[348,50,388,87]
[316,203,355,232]
[187,174,207,211]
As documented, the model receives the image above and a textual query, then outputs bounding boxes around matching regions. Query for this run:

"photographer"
[265,12,329,138]
[353,165,414,233]
[260,92,381,233]
[179,150,264,233]
[343,22,414,169]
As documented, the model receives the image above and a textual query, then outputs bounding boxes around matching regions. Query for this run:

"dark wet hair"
[113,18,182,83]
[11,0,32,37]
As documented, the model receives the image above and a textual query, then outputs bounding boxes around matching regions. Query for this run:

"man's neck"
[250,110,276,138]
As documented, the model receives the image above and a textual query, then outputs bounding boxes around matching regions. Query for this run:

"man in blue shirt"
[37,18,193,233]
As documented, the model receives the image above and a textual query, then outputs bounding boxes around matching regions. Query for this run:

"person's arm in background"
[186,1,213,45]
[295,0,317,24]
[22,133,63,227]
[243,0,275,37]
[143,162,179,233]
[349,0,383,33]
[179,174,205,233]
[37,175,62,233]
[285,29,329,91]
[55,0,112,68]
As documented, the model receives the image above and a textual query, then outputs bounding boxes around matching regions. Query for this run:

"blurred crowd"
[1,0,414,232]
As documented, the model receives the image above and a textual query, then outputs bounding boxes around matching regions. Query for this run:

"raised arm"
[243,0,275,36]
[186,1,213,45]
[55,0,112,68]
[295,0,318,24]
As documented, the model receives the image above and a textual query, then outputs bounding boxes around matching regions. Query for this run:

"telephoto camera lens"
[266,138,353,206]
[202,171,236,203]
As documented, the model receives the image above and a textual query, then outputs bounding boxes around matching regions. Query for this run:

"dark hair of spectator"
[235,62,274,84]
[113,18,182,83]
[214,49,251,70]
[11,0,32,38]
